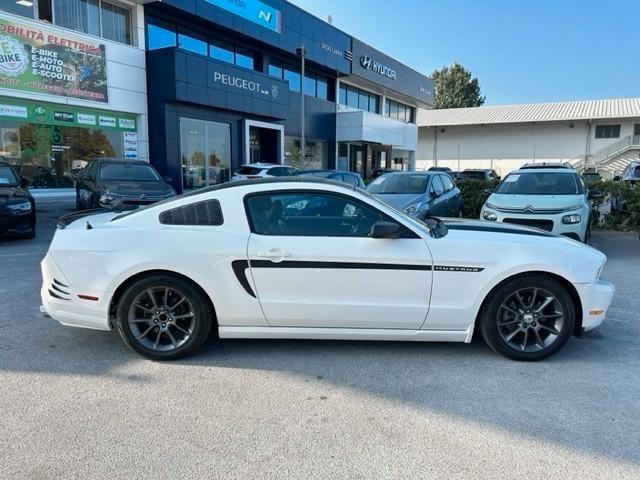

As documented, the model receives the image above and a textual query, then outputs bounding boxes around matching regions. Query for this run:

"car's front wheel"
[116,275,213,360]
[479,274,575,361]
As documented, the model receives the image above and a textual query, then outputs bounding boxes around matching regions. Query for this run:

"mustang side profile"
[41,178,614,361]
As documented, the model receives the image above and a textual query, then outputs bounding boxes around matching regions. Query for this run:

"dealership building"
[417,98,640,178]
[0,0,433,192]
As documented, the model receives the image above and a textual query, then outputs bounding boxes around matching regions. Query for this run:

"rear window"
[238,166,264,175]
[100,163,161,182]
[459,171,487,180]
[159,199,223,226]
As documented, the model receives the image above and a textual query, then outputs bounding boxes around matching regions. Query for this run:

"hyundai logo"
[359,55,396,80]
[360,55,372,70]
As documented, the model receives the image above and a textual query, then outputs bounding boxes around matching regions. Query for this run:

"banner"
[0,96,136,131]
[0,14,108,103]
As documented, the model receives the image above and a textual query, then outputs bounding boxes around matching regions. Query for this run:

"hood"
[374,193,427,210]
[486,193,583,211]
[0,185,32,206]
[100,180,174,198]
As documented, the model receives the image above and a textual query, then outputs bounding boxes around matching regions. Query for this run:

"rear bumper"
[575,279,615,332]
[40,253,112,331]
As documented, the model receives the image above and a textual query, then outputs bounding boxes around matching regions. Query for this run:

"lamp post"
[296,45,306,166]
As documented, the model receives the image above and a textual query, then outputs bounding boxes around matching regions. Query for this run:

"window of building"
[283,67,301,92]
[385,98,414,123]
[209,40,234,63]
[595,125,621,139]
[1,0,35,18]
[54,0,101,37]
[178,33,207,55]
[268,61,283,79]
[317,77,328,100]
[303,73,316,96]
[147,23,176,50]
[339,83,380,113]
[284,136,328,170]
[48,0,131,44]
[101,1,130,44]
[234,47,254,69]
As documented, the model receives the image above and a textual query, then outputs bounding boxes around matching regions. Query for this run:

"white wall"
[0,8,148,160]
[417,119,640,177]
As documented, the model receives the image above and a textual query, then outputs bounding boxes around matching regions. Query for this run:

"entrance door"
[245,190,432,329]
[249,126,279,163]
[180,118,231,190]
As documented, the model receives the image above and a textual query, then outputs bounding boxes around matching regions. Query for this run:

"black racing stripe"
[231,260,256,298]
[249,260,432,271]
[445,223,554,237]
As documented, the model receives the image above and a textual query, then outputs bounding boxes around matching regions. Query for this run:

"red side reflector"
[78,295,99,301]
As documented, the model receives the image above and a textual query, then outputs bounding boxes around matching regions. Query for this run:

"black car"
[296,169,365,188]
[76,158,176,210]
[458,169,501,181]
[0,161,36,238]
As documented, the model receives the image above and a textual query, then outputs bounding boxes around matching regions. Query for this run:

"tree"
[431,63,485,109]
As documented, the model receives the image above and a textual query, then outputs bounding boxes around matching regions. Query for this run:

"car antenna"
[85,221,93,230]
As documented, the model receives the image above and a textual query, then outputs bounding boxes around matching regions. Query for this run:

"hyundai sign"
[205,0,281,33]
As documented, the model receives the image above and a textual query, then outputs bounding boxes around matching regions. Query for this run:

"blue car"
[367,171,463,219]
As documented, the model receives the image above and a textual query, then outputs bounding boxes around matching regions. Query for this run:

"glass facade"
[268,60,329,99]
[0,99,138,188]
[339,84,380,114]
[384,98,415,123]
[284,136,328,170]
[180,118,231,190]
[1,0,133,44]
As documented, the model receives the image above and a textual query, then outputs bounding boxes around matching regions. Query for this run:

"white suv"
[232,163,298,181]
[480,167,602,242]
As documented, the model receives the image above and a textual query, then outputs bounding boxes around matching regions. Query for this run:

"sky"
[289,0,640,105]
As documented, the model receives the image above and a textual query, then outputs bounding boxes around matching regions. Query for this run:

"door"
[245,190,433,329]
[439,174,458,216]
[78,161,98,208]
[180,118,231,190]
[427,175,447,216]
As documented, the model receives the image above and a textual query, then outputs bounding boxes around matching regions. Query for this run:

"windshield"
[496,172,582,195]
[100,163,161,182]
[0,165,19,186]
[367,174,430,194]
[300,171,332,178]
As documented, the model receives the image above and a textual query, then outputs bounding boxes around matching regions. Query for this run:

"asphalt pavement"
[0,198,639,479]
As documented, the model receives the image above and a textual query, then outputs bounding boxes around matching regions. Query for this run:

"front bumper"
[0,208,35,235]
[575,279,615,332]
[480,209,587,241]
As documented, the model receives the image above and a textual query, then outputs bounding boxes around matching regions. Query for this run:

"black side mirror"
[369,221,401,239]
[588,189,603,200]
[163,176,172,183]
[613,175,621,181]
[20,175,29,188]
[482,188,494,195]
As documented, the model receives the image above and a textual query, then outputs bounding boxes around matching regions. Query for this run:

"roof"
[418,98,640,127]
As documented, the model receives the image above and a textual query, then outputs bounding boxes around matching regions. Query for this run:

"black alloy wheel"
[116,275,213,360]
[479,274,575,361]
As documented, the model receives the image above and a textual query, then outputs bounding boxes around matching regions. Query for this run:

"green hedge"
[456,179,499,219]
[455,178,640,230]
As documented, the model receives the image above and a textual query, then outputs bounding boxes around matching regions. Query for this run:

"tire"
[115,275,214,360]
[584,224,591,244]
[479,274,575,361]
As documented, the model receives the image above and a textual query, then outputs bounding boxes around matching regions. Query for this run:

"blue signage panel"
[205,0,281,33]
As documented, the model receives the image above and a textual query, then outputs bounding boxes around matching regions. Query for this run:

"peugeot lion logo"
[271,85,279,99]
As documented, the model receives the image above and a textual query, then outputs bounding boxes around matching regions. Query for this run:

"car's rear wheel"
[116,275,213,360]
[479,274,575,361]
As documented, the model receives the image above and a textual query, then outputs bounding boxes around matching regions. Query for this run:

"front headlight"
[562,214,582,224]
[6,201,32,212]
[482,210,497,221]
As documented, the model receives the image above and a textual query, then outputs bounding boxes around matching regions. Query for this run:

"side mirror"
[369,221,401,239]
[613,175,621,181]
[482,188,494,195]
[163,176,173,183]
[588,189,603,200]
[20,175,29,188]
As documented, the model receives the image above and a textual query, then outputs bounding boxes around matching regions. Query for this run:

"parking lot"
[0,198,639,479]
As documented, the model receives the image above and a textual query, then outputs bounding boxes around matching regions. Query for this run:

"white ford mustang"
[41,178,614,361]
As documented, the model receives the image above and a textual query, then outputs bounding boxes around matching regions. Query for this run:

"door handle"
[255,249,292,262]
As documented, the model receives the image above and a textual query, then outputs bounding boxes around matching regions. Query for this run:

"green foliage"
[456,179,498,219]
[431,63,486,109]
[585,180,640,231]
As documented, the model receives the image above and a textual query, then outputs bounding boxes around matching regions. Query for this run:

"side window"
[159,199,224,225]
[440,174,454,192]
[430,175,444,196]
[267,167,285,177]
[85,162,97,179]
[634,166,640,178]
[245,192,416,238]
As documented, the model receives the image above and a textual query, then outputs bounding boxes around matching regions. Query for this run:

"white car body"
[480,168,592,242]
[231,163,297,181]
[41,179,614,359]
